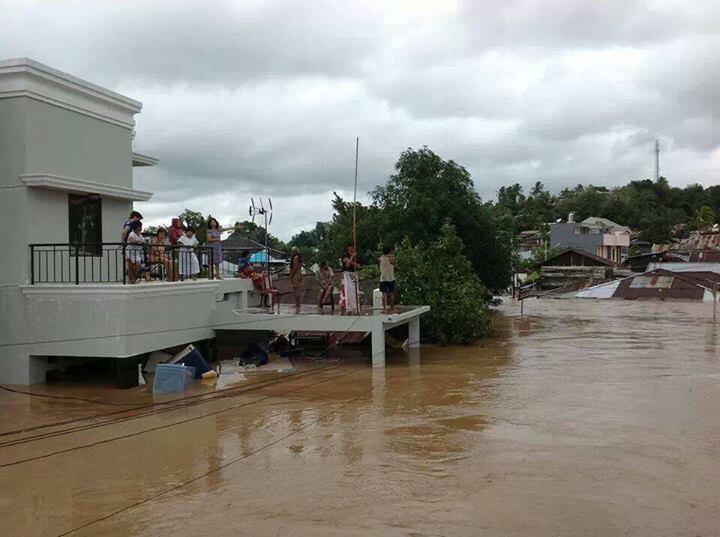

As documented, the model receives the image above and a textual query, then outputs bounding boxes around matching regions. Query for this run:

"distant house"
[669,229,720,263]
[541,247,616,268]
[623,249,688,273]
[549,214,630,263]
[516,229,544,261]
[536,247,617,290]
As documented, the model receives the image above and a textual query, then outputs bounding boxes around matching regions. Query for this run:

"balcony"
[601,232,630,247]
[28,242,265,285]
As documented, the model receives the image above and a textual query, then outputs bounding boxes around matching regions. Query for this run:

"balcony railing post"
[30,245,35,284]
[75,245,80,285]
[122,243,127,285]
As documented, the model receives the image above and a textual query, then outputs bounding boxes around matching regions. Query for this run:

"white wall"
[24,99,134,187]
[0,283,217,384]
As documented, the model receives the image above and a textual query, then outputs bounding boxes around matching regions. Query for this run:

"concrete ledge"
[21,280,218,299]
[22,173,153,201]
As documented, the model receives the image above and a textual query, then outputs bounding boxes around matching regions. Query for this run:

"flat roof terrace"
[215,303,430,367]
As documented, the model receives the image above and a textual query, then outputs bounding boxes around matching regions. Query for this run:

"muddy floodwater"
[1,299,719,536]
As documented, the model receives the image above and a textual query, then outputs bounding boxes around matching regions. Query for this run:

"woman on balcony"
[206,216,237,279]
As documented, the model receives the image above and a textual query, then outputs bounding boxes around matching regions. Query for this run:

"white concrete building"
[0,59,427,385]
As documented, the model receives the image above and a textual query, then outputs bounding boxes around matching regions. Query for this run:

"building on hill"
[549,214,630,264]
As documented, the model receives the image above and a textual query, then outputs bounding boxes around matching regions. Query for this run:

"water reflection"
[3,299,720,537]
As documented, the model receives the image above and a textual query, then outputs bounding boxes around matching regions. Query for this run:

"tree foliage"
[178,209,208,243]
[395,225,492,344]
[371,147,513,291]
[495,178,720,243]
[288,147,513,292]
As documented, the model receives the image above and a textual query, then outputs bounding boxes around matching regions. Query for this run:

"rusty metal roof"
[611,268,718,301]
[672,231,720,252]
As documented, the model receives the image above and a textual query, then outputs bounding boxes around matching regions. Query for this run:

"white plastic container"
[373,288,382,309]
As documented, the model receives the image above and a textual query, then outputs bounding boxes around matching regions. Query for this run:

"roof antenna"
[249,197,274,285]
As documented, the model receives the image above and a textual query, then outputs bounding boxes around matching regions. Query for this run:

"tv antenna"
[654,138,660,181]
[249,198,274,284]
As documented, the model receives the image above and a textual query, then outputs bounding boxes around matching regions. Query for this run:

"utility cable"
[55,367,389,537]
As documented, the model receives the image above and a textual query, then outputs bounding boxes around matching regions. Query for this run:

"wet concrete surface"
[1,299,719,536]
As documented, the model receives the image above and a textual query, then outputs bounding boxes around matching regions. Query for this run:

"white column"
[408,317,420,348]
[371,322,386,368]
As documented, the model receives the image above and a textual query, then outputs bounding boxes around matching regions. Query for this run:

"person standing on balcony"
[177,227,200,280]
[340,245,361,314]
[169,218,185,245]
[125,220,147,284]
[206,216,239,279]
[121,211,142,243]
[289,247,303,314]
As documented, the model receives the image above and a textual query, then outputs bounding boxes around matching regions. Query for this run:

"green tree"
[233,220,286,251]
[396,224,492,344]
[694,205,717,229]
[372,147,513,291]
[179,209,207,243]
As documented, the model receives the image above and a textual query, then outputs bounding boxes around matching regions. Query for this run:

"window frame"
[68,193,103,257]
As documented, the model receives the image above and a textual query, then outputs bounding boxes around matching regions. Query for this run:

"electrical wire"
[2,364,366,467]
[0,363,345,449]
[54,367,390,537]
[1,312,367,442]
[0,385,142,406]
[0,362,336,440]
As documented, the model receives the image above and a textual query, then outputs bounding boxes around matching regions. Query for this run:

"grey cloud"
[3,0,720,239]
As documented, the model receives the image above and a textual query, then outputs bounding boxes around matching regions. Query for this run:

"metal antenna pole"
[353,136,359,254]
[265,211,269,285]
[654,139,660,181]
[353,137,361,313]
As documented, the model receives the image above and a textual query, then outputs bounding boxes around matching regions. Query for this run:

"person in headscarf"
[169,218,185,245]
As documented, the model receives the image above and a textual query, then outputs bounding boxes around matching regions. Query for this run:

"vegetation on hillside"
[494,179,720,244]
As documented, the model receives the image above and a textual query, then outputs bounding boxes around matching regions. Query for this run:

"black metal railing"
[28,243,277,285]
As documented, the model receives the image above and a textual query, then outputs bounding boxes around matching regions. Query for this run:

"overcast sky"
[3,0,720,239]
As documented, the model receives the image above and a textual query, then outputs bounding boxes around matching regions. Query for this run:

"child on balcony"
[177,227,200,280]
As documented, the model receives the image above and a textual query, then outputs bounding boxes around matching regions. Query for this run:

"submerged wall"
[0,280,254,384]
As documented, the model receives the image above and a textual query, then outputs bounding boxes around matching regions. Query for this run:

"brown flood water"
[1,299,719,536]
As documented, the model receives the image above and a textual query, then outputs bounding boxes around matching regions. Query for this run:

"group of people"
[119,211,398,314]
[315,244,396,315]
[120,211,236,284]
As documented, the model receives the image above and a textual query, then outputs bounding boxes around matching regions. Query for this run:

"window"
[69,194,102,256]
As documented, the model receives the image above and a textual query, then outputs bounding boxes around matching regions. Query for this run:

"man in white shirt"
[378,246,396,313]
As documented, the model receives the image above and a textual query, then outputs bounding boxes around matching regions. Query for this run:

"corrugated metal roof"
[540,247,616,267]
[672,231,720,251]
[574,268,719,301]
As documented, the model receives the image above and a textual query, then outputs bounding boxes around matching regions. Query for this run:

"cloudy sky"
[3,0,720,239]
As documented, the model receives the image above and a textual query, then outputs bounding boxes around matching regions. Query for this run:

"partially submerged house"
[574,269,720,302]
[549,214,630,263]
[535,247,617,290]
[0,58,428,385]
